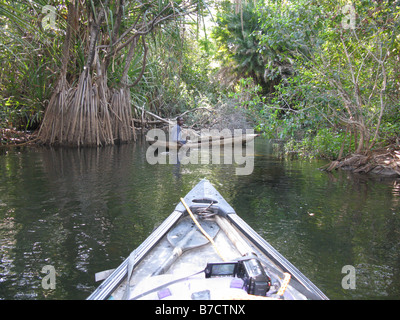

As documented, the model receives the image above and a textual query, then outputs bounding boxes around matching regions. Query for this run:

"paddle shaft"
[180,197,227,261]
[214,215,254,257]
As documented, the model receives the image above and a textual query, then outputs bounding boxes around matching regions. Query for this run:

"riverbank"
[3,126,399,179]
[321,144,400,177]
[0,128,38,147]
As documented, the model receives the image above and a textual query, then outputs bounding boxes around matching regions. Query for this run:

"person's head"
[177,117,184,126]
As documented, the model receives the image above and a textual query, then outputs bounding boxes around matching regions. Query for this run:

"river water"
[1,137,400,300]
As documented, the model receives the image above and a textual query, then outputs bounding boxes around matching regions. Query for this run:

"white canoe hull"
[88,179,328,300]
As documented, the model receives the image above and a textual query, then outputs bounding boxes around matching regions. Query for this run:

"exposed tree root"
[38,73,136,147]
[321,145,400,177]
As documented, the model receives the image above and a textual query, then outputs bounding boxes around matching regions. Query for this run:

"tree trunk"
[38,0,199,146]
[356,129,365,154]
[38,1,136,147]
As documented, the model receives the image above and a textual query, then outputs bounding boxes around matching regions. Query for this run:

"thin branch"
[125,36,148,88]
[86,0,110,70]
[109,3,197,57]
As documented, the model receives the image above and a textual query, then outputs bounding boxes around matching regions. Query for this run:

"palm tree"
[0,0,208,146]
[37,0,209,146]
[212,1,283,94]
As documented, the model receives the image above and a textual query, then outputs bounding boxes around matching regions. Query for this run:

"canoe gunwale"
[87,210,184,300]
[175,180,328,300]
[226,213,328,300]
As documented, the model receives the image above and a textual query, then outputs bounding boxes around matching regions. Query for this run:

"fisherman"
[170,116,189,146]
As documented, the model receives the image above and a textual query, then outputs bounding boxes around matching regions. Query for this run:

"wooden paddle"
[151,216,220,276]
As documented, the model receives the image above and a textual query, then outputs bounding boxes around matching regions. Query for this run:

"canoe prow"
[176,179,328,300]
[174,179,235,216]
[88,179,328,300]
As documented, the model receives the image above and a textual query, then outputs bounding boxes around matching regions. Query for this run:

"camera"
[204,258,271,296]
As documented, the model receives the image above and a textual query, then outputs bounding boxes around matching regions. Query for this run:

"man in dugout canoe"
[170,116,190,147]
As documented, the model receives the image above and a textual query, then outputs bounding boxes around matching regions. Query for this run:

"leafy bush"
[283,128,355,160]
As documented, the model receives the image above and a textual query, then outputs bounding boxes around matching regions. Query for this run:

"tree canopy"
[1,0,399,157]
[211,0,400,158]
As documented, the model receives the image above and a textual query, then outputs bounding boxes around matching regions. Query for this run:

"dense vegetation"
[1,0,399,159]
[212,0,400,159]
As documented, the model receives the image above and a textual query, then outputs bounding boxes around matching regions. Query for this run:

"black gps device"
[204,258,271,296]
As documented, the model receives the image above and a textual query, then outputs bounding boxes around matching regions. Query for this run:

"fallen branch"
[178,107,213,118]
[133,105,173,125]
[132,119,163,124]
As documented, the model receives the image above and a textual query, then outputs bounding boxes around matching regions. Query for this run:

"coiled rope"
[180,197,227,262]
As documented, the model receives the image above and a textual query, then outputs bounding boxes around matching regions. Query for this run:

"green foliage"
[211,0,284,93]
[129,22,219,117]
[0,0,64,130]
[1,0,399,155]
[0,0,215,131]
[236,0,400,158]
[284,128,353,160]
[379,111,400,143]
[228,77,262,108]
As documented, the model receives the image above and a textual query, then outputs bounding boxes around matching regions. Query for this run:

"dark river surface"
[1,136,400,300]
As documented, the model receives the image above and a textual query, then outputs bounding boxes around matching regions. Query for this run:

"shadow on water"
[1,137,400,299]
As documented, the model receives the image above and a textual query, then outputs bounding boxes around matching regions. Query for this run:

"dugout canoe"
[87,179,328,300]
[146,133,259,151]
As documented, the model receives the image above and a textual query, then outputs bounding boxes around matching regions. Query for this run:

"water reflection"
[0,138,400,299]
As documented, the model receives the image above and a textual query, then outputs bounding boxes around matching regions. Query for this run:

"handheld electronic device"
[204,258,271,296]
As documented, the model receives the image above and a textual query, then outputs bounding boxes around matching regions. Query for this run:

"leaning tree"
[38,0,206,146]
